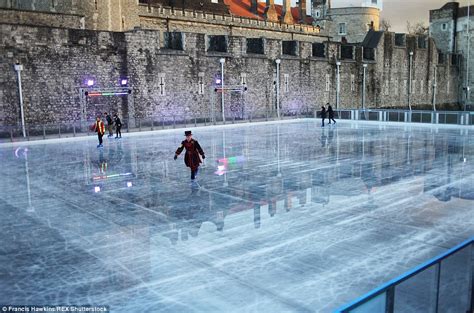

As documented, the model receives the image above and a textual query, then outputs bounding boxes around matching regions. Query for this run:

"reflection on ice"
[0,120,472,312]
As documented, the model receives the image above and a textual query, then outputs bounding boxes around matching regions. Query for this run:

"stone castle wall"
[0,23,460,126]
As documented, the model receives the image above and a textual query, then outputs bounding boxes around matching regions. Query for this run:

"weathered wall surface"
[0,23,460,127]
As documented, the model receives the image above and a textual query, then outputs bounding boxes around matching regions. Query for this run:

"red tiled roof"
[224,0,313,24]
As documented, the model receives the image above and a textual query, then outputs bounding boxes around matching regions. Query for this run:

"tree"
[380,19,391,32]
[407,21,428,35]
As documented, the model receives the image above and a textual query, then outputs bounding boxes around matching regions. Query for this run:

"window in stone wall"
[241,73,247,86]
[338,23,347,35]
[395,33,406,47]
[198,73,205,95]
[284,74,289,93]
[208,35,227,53]
[326,74,331,92]
[158,73,166,96]
[363,47,375,61]
[420,80,424,94]
[394,79,399,95]
[412,80,416,94]
[447,80,450,94]
[282,41,298,56]
[351,74,355,92]
[384,80,390,95]
[442,23,447,31]
[418,36,427,49]
[164,32,184,50]
[428,80,432,94]
[438,52,445,64]
[403,80,407,94]
[312,43,325,58]
[247,38,264,54]
[341,45,354,60]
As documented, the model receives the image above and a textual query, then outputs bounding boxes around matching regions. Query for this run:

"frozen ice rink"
[1,120,473,312]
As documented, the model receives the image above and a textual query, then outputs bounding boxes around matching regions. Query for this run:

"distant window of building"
[420,80,424,94]
[208,35,227,53]
[403,80,407,94]
[447,80,450,94]
[428,80,432,94]
[442,23,447,31]
[326,74,331,92]
[284,74,289,93]
[418,36,427,49]
[338,23,347,35]
[158,73,166,96]
[282,41,298,56]
[241,73,247,86]
[394,79,399,95]
[247,38,264,54]
[372,0,377,4]
[363,47,375,61]
[198,73,205,95]
[312,42,325,58]
[164,32,184,50]
[395,34,406,47]
[341,45,354,60]
[351,74,355,92]
[315,10,321,18]
[438,52,445,64]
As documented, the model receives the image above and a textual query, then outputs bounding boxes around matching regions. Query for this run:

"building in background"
[312,0,381,43]
[430,2,473,109]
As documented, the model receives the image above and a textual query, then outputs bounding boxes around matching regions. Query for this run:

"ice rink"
[0,120,473,312]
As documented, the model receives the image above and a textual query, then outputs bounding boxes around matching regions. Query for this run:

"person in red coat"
[174,131,205,180]
[94,116,105,148]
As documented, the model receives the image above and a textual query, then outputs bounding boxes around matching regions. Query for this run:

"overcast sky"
[275,0,471,32]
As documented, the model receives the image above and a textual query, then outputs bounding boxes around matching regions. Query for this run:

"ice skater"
[328,104,336,125]
[93,116,105,148]
[320,105,327,127]
[104,112,114,138]
[114,113,122,139]
[174,131,205,181]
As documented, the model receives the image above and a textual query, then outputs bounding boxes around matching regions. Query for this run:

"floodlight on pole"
[14,62,26,138]
[336,61,341,110]
[220,58,226,123]
[276,59,281,119]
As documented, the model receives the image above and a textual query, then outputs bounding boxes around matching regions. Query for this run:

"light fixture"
[127,182,132,187]
[87,79,94,86]
[121,79,128,86]
[94,186,101,193]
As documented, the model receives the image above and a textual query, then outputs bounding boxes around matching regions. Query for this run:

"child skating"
[174,131,205,181]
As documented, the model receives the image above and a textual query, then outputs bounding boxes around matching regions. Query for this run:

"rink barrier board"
[335,237,474,313]
[0,109,473,142]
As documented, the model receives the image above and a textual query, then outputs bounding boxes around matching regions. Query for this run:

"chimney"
[265,0,279,22]
[282,0,293,24]
[250,0,258,14]
[299,0,307,23]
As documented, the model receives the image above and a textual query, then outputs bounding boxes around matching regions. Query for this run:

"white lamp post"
[408,51,413,111]
[336,61,341,110]
[275,59,281,119]
[14,62,26,138]
[219,58,226,123]
[362,63,368,110]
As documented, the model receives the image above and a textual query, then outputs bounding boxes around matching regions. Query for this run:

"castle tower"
[312,0,330,21]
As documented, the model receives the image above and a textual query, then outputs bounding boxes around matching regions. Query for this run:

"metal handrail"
[335,237,474,312]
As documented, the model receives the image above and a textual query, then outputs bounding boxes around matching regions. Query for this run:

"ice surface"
[0,120,473,312]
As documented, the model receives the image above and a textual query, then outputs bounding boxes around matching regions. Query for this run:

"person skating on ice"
[114,113,122,139]
[104,112,114,138]
[174,131,205,181]
[320,105,327,127]
[94,116,105,148]
[327,104,336,125]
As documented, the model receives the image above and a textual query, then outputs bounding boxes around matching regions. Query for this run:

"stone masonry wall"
[0,23,460,127]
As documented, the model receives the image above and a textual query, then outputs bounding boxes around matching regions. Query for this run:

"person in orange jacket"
[94,116,105,148]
